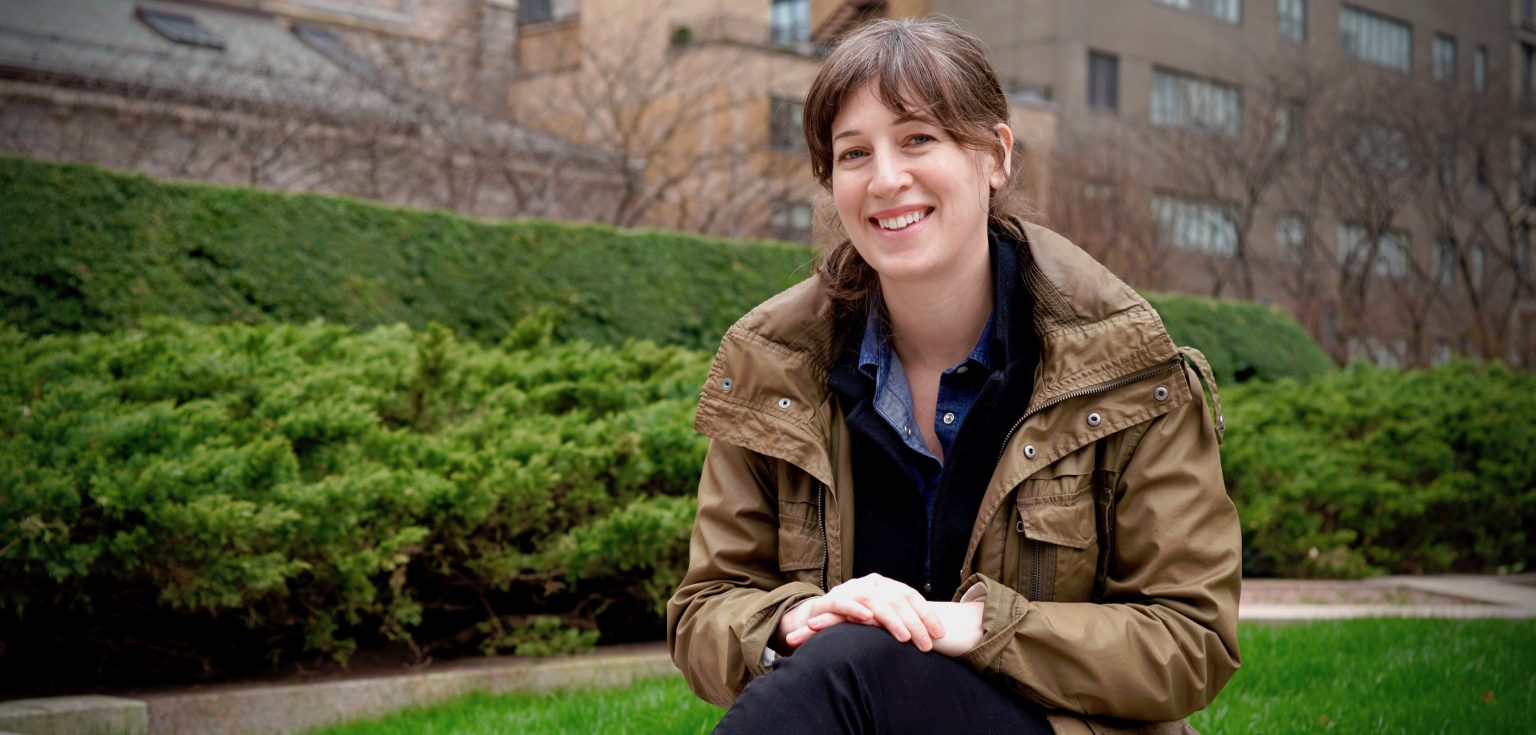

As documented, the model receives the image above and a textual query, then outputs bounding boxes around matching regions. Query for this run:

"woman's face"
[829,83,1011,289]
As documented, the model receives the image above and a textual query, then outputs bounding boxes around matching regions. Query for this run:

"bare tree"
[1045,133,1173,291]
[1140,60,1313,299]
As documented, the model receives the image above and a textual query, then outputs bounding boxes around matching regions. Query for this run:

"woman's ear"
[989,122,1014,190]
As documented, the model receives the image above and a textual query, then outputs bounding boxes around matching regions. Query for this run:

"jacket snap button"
[1154,386,1169,402]
[1023,444,1037,459]
[720,378,733,392]
[777,397,792,409]
[1087,412,1102,428]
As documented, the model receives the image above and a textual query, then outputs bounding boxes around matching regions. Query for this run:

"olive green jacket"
[666,222,1241,733]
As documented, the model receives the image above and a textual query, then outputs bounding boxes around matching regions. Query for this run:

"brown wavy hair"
[803,17,1027,315]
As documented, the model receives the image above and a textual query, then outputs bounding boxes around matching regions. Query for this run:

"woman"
[668,17,1240,734]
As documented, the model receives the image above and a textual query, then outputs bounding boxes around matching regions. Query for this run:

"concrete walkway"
[4,574,1533,735]
[1241,573,1536,622]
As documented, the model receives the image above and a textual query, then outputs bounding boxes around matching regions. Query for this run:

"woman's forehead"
[833,81,939,130]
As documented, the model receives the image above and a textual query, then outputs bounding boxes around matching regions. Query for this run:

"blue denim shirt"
[856,301,995,534]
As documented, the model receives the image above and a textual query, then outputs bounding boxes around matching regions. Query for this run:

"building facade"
[919,0,1535,367]
[5,1,1529,366]
[0,0,624,222]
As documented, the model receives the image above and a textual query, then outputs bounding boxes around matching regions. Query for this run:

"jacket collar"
[693,222,1179,483]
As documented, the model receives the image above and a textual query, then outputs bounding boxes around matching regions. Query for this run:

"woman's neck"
[880,257,993,373]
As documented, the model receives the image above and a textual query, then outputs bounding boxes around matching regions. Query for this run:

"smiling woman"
[669,17,1241,735]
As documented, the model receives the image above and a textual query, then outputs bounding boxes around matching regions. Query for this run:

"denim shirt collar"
[856,291,995,460]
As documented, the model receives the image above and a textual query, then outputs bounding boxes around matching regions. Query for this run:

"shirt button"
[955,366,968,374]
[904,424,912,436]
[942,412,956,425]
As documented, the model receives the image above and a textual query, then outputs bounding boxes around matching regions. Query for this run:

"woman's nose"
[868,152,911,198]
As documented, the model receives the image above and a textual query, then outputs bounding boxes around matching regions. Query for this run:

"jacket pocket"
[1014,483,1099,602]
[777,496,824,587]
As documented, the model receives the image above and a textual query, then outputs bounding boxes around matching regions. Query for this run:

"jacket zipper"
[816,482,829,592]
[1015,513,1045,601]
[993,356,1185,467]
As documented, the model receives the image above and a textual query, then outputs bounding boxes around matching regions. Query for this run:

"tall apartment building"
[917,0,1535,367]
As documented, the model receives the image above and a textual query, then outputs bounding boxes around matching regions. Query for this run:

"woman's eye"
[837,149,867,162]
[908,134,936,146]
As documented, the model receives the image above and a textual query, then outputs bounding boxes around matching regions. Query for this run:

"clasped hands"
[773,573,983,657]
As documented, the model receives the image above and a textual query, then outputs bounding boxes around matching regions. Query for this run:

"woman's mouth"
[873,208,932,231]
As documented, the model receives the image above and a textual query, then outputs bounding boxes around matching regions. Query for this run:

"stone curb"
[141,644,677,735]
[0,695,147,735]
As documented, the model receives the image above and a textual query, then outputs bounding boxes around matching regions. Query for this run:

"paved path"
[4,575,1533,735]
[1241,573,1536,622]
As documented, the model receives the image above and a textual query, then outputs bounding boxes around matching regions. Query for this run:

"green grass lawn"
[307,619,1535,734]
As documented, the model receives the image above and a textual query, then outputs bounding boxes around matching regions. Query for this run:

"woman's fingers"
[905,587,946,641]
[782,575,947,652]
[868,596,934,650]
[809,594,874,623]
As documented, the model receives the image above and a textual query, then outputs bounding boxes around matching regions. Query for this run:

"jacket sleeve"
[667,439,823,707]
[960,364,1242,722]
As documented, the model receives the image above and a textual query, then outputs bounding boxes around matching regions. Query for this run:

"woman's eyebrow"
[893,112,935,125]
[833,115,935,142]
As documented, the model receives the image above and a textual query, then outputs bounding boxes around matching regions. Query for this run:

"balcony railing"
[671,14,818,57]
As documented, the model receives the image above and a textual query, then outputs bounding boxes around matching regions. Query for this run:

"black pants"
[712,624,1054,734]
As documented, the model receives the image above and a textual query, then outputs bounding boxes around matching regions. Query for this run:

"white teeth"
[877,210,927,230]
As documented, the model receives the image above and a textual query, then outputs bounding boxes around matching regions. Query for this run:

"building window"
[1524,43,1535,98]
[1276,214,1305,260]
[1435,139,1457,188]
[1425,240,1474,288]
[771,0,811,46]
[1345,123,1409,173]
[1475,45,1488,91]
[1152,196,1237,256]
[1087,51,1119,112]
[294,24,377,77]
[520,0,553,24]
[1083,182,1116,201]
[1339,224,1409,279]
[1155,0,1241,25]
[770,97,805,152]
[1151,68,1241,136]
[1273,100,1300,149]
[1340,5,1411,73]
[1278,0,1305,42]
[136,7,225,49]
[770,200,814,241]
[1433,34,1457,82]
[519,0,578,24]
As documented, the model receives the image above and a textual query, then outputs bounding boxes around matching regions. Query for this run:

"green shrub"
[1222,360,1536,578]
[2,157,1328,382]
[0,318,707,689]
[1147,293,1335,385]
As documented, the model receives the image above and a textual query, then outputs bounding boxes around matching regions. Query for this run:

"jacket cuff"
[739,583,821,678]
[958,573,1026,671]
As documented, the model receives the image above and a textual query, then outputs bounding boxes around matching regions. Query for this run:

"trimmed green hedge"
[0,317,708,690]
[1224,360,1536,578]
[0,157,814,351]
[1148,293,1335,385]
[2,157,1329,383]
